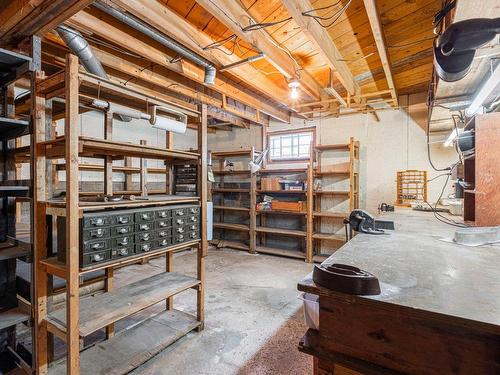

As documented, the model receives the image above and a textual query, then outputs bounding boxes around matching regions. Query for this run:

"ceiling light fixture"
[288,79,300,100]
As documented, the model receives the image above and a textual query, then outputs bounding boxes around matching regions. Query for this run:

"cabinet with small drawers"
[56,203,200,268]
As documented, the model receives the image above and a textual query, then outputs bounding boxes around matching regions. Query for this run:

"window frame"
[266,127,316,164]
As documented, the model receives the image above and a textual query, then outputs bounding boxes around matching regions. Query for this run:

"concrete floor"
[112,247,314,375]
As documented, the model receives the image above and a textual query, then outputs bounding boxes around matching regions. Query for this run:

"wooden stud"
[140,140,147,197]
[165,251,173,310]
[104,112,113,196]
[105,268,115,339]
[306,144,314,263]
[249,147,256,254]
[166,132,173,194]
[64,53,80,374]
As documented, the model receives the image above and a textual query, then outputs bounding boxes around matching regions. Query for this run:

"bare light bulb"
[290,87,299,99]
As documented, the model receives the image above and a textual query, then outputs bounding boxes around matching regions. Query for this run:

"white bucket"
[449,199,463,216]
[298,292,319,330]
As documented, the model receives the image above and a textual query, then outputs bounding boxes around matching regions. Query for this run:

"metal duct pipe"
[56,25,108,79]
[94,1,216,85]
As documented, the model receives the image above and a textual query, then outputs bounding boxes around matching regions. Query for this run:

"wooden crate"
[261,177,281,191]
[271,200,306,212]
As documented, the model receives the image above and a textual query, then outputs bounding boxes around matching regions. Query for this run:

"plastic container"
[448,199,463,216]
[298,292,319,330]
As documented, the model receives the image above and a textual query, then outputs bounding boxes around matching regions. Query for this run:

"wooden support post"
[140,139,147,197]
[249,147,256,254]
[306,144,314,263]
[165,252,173,310]
[196,104,208,331]
[65,54,80,374]
[105,268,114,338]
[166,132,173,194]
[124,157,133,191]
[104,112,113,196]
[31,34,49,375]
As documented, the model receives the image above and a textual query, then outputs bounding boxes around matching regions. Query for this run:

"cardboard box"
[271,200,306,212]
[261,177,281,191]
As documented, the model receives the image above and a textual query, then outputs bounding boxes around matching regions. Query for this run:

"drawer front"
[112,235,133,247]
[112,213,133,225]
[83,238,110,252]
[156,219,172,229]
[186,230,200,241]
[157,228,172,238]
[135,242,154,253]
[83,215,111,228]
[187,215,199,224]
[82,227,110,241]
[174,233,187,244]
[185,223,199,232]
[172,208,187,217]
[111,246,133,259]
[155,208,171,219]
[82,250,109,266]
[155,237,172,249]
[135,223,154,232]
[110,225,134,236]
[135,210,155,223]
[135,232,154,243]
[173,217,187,227]
[187,206,200,215]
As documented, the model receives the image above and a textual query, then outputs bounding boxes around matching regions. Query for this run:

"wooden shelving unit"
[312,137,359,261]
[211,149,257,253]
[32,55,208,374]
[396,170,427,206]
[212,139,360,263]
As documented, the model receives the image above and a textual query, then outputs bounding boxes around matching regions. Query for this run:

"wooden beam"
[0,0,94,46]
[66,10,291,123]
[281,0,360,97]
[363,0,398,106]
[195,0,324,101]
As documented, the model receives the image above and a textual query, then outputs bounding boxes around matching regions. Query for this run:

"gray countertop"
[299,209,500,331]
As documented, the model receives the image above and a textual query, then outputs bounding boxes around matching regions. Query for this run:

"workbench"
[298,209,500,375]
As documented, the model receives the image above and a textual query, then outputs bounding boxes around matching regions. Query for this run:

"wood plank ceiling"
[2,0,441,122]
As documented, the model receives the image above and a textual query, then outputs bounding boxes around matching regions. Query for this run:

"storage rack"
[210,139,360,264]
[211,149,256,252]
[396,170,427,206]
[32,55,208,374]
[0,47,34,373]
[313,137,359,262]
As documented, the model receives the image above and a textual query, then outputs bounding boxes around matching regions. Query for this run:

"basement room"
[0,0,499,374]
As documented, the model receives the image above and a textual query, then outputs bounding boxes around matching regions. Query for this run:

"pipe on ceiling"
[93,1,217,85]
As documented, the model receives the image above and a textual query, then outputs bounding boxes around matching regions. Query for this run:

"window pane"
[282,146,292,157]
[269,131,312,160]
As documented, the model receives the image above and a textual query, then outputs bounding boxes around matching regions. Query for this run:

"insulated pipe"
[93,1,216,85]
[56,25,108,79]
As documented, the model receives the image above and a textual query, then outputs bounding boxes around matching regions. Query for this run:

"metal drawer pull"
[190,233,197,238]
[91,242,103,249]
[189,225,196,231]
[92,229,104,237]
[141,213,151,220]
[159,221,168,227]
[159,231,168,237]
[177,235,184,240]
[119,227,128,234]
[92,254,104,262]
[158,211,168,218]
[139,224,150,231]
[176,228,185,233]
[159,239,168,246]
[190,217,198,222]
[175,210,184,216]
[91,218,105,226]
[119,249,129,256]
[176,219,185,225]
[119,238,129,245]
[118,217,129,224]
[190,208,198,213]
[141,244,150,251]
[141,234,150,240]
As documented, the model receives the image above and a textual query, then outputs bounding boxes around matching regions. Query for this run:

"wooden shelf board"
[215,240,250,251]
[213,222,250,232]
[258,168,307,174]
[256,246,306,259]
[56,164,168,174]
[313,190,350,196]
[257,190,306,194]
[0,242,30,261]
[48,309,200,375]
[313,211,347,219]
[313,233,346,242]
[211,149,253,157]
[40,240,200,277]
[315,171,349,176]
[45,271,200,337]
[41,136,199,161]
[0,307,30,331]
[213,205,250,212]
[213,170,251,175]
[212,188,250,193]
[316,143,350,151]
[0,117,30,140]
[257,210,306,215]
[255,226,306,237]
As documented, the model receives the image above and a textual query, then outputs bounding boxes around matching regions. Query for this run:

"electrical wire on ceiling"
[302,0,352,29]
[202,34,239,55]
[241,16,292,32]
[388,36,436,49]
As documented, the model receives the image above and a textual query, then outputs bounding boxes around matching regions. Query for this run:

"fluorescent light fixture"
[465,63,500,117]
[444,128,461,147]
[288,79,300,100]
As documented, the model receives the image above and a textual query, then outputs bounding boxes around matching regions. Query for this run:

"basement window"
[268,130,313,162]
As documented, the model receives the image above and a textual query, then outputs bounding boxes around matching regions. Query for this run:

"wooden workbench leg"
[65,54,80,374]
[105,268,115,338]
[165,252,173,310]
[196,244,205,331]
